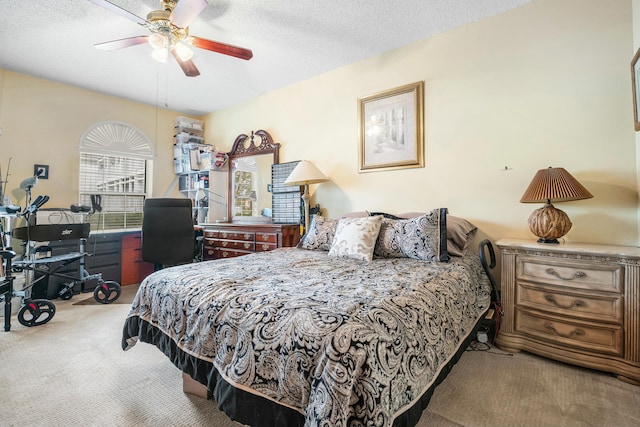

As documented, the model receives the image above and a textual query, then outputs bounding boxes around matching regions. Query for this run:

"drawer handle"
[545,268,587,281]
[544,322,585,338]
[544,294,585,309]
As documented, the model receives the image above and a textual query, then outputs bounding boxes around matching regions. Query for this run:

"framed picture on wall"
[358,81,424,172]
[632,47,640,131]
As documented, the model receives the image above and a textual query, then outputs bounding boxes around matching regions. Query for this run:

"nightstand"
[495,238,640,385]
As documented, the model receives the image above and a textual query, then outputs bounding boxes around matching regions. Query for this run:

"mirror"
[227,130,279,223]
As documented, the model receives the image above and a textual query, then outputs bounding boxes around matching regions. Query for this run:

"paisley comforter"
[122,247,491,427]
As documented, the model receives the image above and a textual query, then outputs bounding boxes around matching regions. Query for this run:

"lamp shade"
[284,160,329,186]
[520,167,593,203]
[284,160,329,232]
[520,167,592,244]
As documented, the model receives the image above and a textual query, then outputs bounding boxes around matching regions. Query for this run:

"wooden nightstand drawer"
[516,310,623,356]
[517,256,623,293]
[516,283,623,323]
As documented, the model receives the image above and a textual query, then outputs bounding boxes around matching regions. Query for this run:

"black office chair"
[142,198,195,270]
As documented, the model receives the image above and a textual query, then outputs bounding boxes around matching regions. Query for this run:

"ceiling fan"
[87,0,253,77]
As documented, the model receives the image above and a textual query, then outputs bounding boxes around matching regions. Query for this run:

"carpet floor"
[1,284,639,427]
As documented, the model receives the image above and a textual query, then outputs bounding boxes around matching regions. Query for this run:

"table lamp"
[520,167,593,244]
[284,160,329,231]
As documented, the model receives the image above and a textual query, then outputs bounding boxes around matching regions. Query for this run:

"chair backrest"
[12,223,91,242]
[141,198,195,266]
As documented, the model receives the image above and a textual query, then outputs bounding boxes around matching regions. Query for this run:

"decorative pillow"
[372,211,475,257]
[373,208,449,262]
[328,216,383,262]
[297,215,339,251]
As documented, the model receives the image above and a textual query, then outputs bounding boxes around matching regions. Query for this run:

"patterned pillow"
[372,211,475,257]
[297,215,339,251]
[328,216,383,262]
[374,208,449,262]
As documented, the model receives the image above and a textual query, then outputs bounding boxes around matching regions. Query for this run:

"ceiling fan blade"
[188,36,253,60]
[170,0,208,29]
[94,36,149,51]
[170,47,201,77]
[86,0,147,26]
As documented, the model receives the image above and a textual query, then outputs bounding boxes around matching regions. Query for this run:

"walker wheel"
[17,299,56,327]
[93,281,121,304]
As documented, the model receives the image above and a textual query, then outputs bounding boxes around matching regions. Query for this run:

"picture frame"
[632,47,640,131]
[34,164,49,179]
[358,81,424,172]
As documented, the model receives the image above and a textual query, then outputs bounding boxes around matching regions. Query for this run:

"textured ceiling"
[0,0,532,116]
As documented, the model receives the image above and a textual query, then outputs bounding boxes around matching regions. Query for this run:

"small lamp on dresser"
[520,166,593,244]
[284,160,329,232]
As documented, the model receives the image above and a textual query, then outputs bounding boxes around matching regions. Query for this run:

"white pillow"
[328,216,383,262]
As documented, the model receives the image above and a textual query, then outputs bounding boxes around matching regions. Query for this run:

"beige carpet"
[1,285,639,427]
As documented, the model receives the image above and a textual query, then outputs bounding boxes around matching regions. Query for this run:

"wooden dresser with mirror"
[201,130,301,260]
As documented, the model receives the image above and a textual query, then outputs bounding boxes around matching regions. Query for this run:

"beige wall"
[0,69,184,209]
[205,0,637,247]
[634,0,640,237]
[0,0,636,249]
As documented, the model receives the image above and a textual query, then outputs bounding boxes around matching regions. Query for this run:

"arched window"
[79,121,154,230]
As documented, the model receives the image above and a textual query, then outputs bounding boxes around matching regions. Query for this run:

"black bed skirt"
[122,314,485,427]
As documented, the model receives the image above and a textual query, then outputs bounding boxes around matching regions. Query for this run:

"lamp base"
[528,203,572,244]
[537,237,560,244]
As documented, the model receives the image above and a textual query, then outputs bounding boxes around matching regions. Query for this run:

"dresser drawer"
[255,233,277,244]
[255,242,277,252]
[204,247,216,259]
[516,283,623,323]
[517,256,623,293]
[214,248,253,259]
[515,310,623,356]
[219,231,254,241]
[214,239,255,251]
[204,230,219,239]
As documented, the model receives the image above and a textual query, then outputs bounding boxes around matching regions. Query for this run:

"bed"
[122,210,494,426]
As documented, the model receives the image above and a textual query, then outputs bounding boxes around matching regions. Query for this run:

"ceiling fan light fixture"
[151,47,169,63]
[89,0,253,78]
[174,42,194,61]
[148,33,168,50]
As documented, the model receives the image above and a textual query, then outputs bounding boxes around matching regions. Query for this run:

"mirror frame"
[227,130,280,222]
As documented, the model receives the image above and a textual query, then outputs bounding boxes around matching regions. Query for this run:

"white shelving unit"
[172,116,229,223]
[173,116,210,223]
